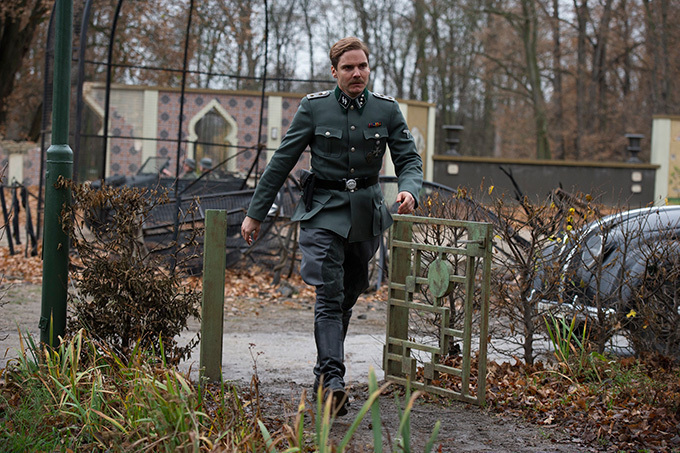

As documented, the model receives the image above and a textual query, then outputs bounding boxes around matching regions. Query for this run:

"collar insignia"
[335,87,368,111]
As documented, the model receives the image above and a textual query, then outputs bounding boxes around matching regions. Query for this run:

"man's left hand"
[395,191,416,214]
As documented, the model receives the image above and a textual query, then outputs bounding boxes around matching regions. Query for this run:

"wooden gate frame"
[383,214,493,406]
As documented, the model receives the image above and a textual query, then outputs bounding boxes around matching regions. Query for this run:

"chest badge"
[368,122,382,128]
[366,139,383,163]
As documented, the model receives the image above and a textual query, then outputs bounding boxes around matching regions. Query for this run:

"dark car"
[532,205,680,358]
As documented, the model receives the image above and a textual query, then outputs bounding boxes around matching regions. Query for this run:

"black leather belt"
[315,175,379,192]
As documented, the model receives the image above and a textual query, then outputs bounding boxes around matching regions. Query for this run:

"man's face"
[331,49,370,98]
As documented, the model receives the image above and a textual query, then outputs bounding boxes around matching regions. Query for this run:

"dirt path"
[0,281,589,452]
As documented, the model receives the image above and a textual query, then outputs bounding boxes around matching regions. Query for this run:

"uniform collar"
[335,87,368,112]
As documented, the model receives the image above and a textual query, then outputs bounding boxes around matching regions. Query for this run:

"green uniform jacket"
[246,88,423,242]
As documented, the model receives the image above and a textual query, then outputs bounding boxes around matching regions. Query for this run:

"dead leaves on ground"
[0,245,43,284]
[409,351,679,451]
[485,357,680,451]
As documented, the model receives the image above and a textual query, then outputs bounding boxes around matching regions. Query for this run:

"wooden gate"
[383,214,493,406]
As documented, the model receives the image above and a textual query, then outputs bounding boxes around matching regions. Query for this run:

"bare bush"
[62,181,201,364]
[488,190,606,363]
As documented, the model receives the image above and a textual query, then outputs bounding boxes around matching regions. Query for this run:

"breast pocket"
[315,126,343,157]
[364,127,388,163]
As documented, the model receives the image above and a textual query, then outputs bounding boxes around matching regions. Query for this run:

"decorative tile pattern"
[55,88,315,180]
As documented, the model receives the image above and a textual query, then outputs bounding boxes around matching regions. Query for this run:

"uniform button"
[374,133,380,138]
[325,131,330,136]
[350,168,355,173]
[350,147,355,152]
[350,105,355,110]
[350,125,356,130]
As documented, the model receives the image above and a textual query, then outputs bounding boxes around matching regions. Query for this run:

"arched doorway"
[188,100,239,175]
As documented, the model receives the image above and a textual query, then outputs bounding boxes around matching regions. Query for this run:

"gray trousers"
[299,228,381,390]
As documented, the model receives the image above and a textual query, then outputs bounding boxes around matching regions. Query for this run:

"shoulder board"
[306,90,332,100]
[372,92,396,102]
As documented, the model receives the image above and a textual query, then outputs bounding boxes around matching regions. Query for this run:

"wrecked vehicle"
[532,205,680,359]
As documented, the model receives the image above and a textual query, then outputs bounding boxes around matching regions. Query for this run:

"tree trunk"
[551,0,565,159]
[643,0,673,114]
[410,0,429,101]
[575,0,588,160]
[590,0,613,131]
[0,0,50,128]
[521,0,550,159]
[302,0,315,88]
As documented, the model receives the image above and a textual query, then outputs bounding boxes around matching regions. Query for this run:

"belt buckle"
[344,178,357,192]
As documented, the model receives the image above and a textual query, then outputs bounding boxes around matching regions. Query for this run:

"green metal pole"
[40,0,73,347]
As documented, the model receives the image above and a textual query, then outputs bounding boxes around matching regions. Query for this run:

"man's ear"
[331,65,337,79]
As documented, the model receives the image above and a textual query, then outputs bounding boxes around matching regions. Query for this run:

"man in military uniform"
[199,157,218,180]
[241,37,422,416]
[181,158,197,179]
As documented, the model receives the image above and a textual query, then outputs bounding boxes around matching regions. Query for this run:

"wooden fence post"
[384,218,413,377]
[200,209,227,381]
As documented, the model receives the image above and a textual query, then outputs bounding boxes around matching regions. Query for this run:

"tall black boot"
[314,319,346,391]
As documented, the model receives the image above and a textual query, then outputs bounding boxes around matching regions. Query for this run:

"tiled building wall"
[108,89,145,175]
[149,89,309,179]
[79,85,302,180]
[8,85,426,187]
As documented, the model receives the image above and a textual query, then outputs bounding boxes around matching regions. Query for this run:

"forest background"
[0,0,678,164]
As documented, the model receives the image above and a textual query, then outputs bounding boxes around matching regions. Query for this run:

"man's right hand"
[241,216,261,245]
